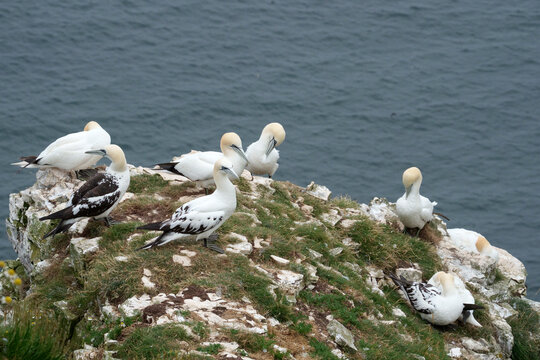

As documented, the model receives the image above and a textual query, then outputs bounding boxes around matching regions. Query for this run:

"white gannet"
[138,157,238,253]
[428,271,482,327]
[388,272,483,326]
[245,122,286,178]
[447,228,499,262]
[156,132,248,193]
[13,121,111,170]
[395,167,438,230]
[39,145,130,238]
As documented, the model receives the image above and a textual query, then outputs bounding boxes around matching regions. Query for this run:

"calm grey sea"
[1,1,539,299]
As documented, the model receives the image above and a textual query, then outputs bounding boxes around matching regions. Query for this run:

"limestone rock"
[327,319,357,350]
[270,255,290,265]
[306,182,331,201]
[320,209,342,226]
[70,237,100,275]
[395,267,423,283]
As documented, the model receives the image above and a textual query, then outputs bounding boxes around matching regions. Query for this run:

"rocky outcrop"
[3,171,540,359]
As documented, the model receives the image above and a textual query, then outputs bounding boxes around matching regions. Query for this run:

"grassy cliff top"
[1,173,539,360]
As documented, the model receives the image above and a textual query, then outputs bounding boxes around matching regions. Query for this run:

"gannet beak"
[266,137,277,156]
[227,168,239,180]
[231,144,249,164]
[85,149,107,157]
[405,185,412,199]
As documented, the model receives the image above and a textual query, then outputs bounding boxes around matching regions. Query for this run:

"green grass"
[116,324,190,359]
[508,299,540,360]
[0,308,67,360]
[128,174,169,194]
[196,343,221,354]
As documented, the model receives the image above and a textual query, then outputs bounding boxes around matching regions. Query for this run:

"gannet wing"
[172,152,221,181]
[164,204,225,235]
[389,273,439,314]
[42,173,121,221]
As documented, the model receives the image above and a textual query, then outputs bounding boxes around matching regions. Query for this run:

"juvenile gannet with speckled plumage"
[245,123,286,178]
[388,272,483,326]
[395,167,438,230]
[138,158,238,253]
[39,145,130,238]
[156,132,248,193]
[428,272,482,327]
[447,228,499,262]
[13,121,111,170]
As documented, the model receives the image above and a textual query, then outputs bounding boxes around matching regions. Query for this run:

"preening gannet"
[13,121,111,170]
[447,228,499,262]
[138,157,238,253]
[388,272,483,326]
[39,145,130,238]
[428,272,482,327]
[156,132,248,192]
[245,123,286,178]
[395,167,438,229]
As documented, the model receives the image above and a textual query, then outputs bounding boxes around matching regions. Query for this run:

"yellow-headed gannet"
[156,132,247,193]
[428,272,482,327]
[395,167,438,230]
[13,121,111,170]
[138,157,238,253]
[39,145,130,238]
[388,272,483,326]
[447,228,499,262]
[245,122,286,178]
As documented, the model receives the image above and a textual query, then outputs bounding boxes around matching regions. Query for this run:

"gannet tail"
[433,212,450,221]
[136,233,167,250]
[12,156,40,168]
[463,303,484,311]
[137,221,164,231]
[42,220,72,239]
[156,162,184,176]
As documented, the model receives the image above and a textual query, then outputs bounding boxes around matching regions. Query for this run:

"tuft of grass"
[508,299,540,360]
[292,321,312,335]
[128,174,169,194]
[116,324,190,359]
[229,330,275,353]
[197,343,222,354]
[309,338,341,360]
[0,307,67,360]
[348,220,441,276]
[330,195,359,209]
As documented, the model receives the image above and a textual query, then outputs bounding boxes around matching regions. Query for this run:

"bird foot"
[203,235,224,254]
[102,217,120,227]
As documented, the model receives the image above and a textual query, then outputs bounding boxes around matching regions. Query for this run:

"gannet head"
[402,167,423,198]
[86,144,127,172]
[220,132,248,164]
[261,123,286,156]
[438,272,458,296]
[476,236,499,261]
[84,121,101,131]
[214,157,239,180]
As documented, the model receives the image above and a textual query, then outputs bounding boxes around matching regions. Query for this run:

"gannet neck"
[213,158,237,195]
[84,121,101,131]
[106,145,128,173]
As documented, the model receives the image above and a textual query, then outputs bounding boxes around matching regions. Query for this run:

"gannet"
[395,167,438,230]
[138,157,238,253]
[447,228,499,262]
[245,123,286,178]
[13,121,111,170]
[428,271,482,327]
[156,132,248,193]
[388,272,483,326]
[39,145,130,238]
